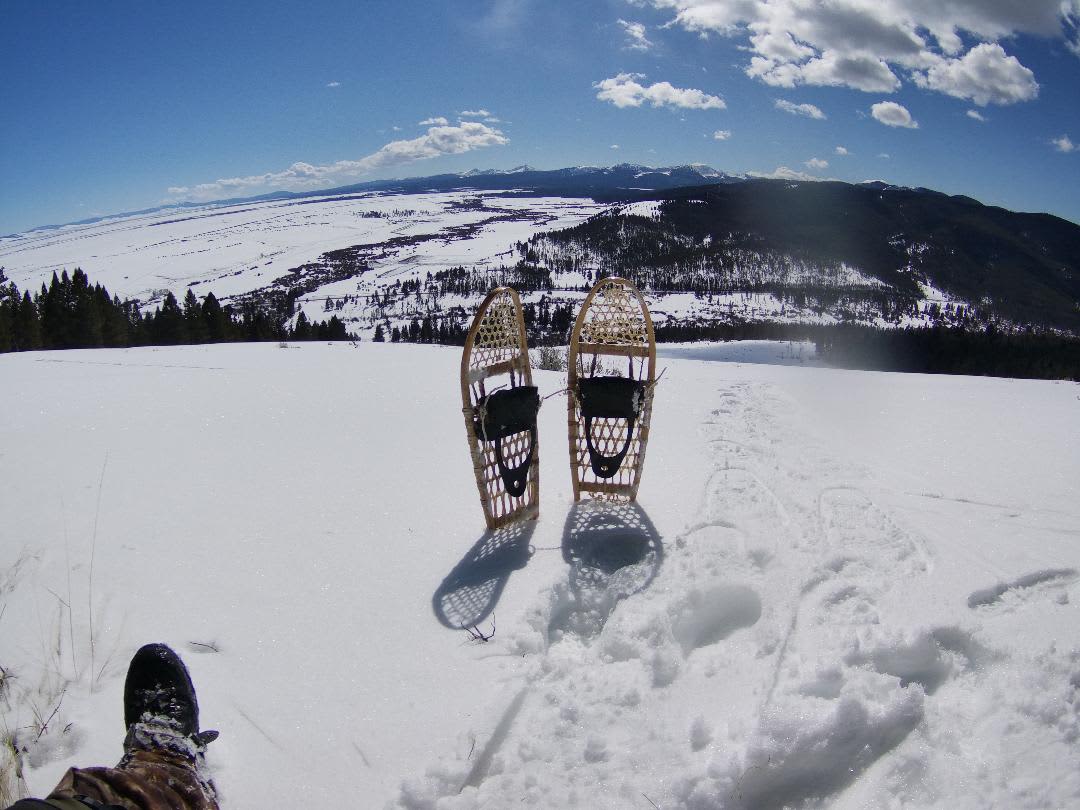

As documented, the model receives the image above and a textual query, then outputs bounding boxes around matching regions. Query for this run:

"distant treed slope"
[562,180,1080,333]
[527,209,888,291]
[0,267,353,353]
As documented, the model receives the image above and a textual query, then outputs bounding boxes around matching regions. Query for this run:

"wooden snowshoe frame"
[568,277,657,502]
[461,287,540,529]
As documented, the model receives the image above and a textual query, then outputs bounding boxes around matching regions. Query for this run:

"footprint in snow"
[845,625,992,695]
[818,487,928,576]
[967,568,1077,612]
[672,584,763,655]
[701,467,791,558]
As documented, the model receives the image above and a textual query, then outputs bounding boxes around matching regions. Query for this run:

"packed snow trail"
[1,343,1078,809]
[394,348,1080,810]
[395,370,930,807]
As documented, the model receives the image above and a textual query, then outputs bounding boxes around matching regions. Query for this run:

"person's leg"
[44,742,217,810]
[8,644,219,810]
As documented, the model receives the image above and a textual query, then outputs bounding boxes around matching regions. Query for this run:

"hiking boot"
[123,643,218,751]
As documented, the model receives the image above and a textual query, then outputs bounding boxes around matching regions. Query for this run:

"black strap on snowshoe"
[474,386,540,497]
[577,376,647,479]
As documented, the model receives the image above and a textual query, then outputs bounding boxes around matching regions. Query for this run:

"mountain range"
[11,164,741,235]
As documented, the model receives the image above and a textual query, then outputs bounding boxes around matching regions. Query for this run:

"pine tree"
[373,323,385,342]
[293,311,312,340]
[70,269,103,347]
[154,292,187,345]
[39,272,66,348]
[99,290,129,347]
[183,289,208,344]
[202,292,228,342]
[0,280,14,352]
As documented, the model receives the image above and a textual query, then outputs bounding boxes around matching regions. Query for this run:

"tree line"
[814,323,1080,379]
[0,267,353,353]
[375,297,576,347]
[654,318,1080,380]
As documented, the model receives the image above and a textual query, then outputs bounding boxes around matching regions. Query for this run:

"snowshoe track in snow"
[395,373,1080,809]
[967,568,1077,612]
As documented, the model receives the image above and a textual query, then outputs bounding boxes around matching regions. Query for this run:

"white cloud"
[713,129,732,140]
[878,152,891,159]
[913,43,1038,105]
[167,122,508,201]
[618,19,654,50]
[835,145,849,155]
[460,109,493,118]
[595,73,726,110]
[326,81,341,88]
[1052,135,1077,153]
[611,144,621,149]
[775,99,826,119]
[419,117,449,126]
[646,0,1071,103]
[805,157,829,169]
[753,52,900,93]
[871,101,919,128]
[748,166,825,181]
[967,109,988,122]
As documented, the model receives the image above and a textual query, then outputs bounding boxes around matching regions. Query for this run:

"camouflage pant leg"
[45,749,218,810]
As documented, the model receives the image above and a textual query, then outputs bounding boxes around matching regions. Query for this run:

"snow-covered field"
[0,193,607,307]
[2,342,1079,808]
[0,192,962,340]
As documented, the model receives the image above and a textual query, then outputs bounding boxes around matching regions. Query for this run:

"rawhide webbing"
[474,385,540,497]
[577,376,647,478]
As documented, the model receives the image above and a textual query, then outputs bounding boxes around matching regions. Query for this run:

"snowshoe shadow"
[549,500,664,640]
[432,520,537,630]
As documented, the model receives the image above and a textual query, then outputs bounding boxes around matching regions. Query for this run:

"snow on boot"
[122,643,219,758]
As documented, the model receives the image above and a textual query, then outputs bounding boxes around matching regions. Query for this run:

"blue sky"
[2,0,1079,234]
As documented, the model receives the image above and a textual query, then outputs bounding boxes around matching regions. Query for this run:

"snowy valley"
[7,172,1076,353]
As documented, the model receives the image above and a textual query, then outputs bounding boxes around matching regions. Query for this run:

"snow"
[1,192,985,341]
[0,193,607,308]
[2,342,1079,809]
[619,202,664,219]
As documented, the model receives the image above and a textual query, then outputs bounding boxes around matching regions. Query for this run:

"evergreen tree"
[373,323,385,342]
[202,292,228,342]
[123,300,146,345]
[314,315,350,340]
[101,293,130,347]
[293,311,312,340]
[0,280,14,352]
[154,292,187,345]
[39,272,67,348]
[0,280,42,352]
[69,269,103,347]
[183,289,208,344]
